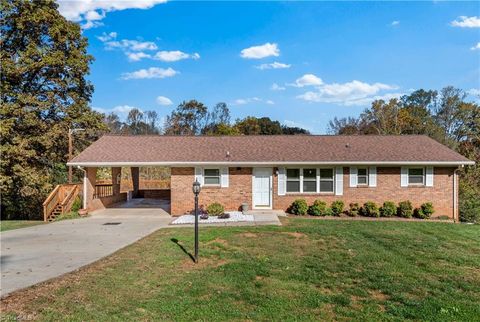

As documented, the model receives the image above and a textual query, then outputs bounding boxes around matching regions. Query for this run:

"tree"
[281,126,310,135]
[234,117,261,135]
[0,0,106,219]
[164,100,208,135]
[202,102,232,134]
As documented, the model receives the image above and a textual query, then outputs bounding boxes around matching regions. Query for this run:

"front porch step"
[244,210,286,216]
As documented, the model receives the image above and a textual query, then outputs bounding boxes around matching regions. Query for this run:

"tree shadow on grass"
[171,238,195,263]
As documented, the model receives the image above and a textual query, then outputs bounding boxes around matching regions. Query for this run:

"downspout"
[77,166,88,210]
[453,166,462,223]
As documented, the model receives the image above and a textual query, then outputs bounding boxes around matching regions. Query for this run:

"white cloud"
[121,67,178,80]
[283,119,312,131]
[231,97,274,106]
[57,0,167,29]
[126,52,151,62]
[156,96,173,106]
[240,43,280,59]
[112,105,141,113]
[256,62,291,70]
[271,83,286,91]
[105,39,158,51]
[94,105,142,115]
[290,74,323,87]
[391,20,400,26]
[450,16,480,28]
[296,79,399,106]
[468,88,480,96]
[97,32,117,42]
[470,42,480,51]
[153,51,200,62]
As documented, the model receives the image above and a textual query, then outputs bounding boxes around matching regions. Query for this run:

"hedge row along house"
[67,135,474,220]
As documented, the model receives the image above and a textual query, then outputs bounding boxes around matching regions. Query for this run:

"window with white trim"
[357,168,369,186]
[319,169,334,192]
[303,168,316,192]
[204,168,220,185]
[408,168,424,185]
[286,169,300,192]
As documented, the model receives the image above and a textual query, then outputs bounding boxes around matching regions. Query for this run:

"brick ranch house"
[68,135,474,220]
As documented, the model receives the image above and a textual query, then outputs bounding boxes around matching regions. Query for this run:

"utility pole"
[68,128,85,183]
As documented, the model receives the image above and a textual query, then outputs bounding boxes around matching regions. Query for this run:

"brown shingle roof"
[69,135,473,166]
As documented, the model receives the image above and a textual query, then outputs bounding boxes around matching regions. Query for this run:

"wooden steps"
[43,184,80,222]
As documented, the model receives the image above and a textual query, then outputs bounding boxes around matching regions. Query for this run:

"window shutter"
[194,167,204,186]
[401,167,408,187]
[369,166,377,187]
[349,167,357,187]
[426,166,434,187]
[335,167,343,196]
[278,167,286,196]
[221,167,229,188]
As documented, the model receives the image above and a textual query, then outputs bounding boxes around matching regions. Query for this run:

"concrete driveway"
[0,199,172,297]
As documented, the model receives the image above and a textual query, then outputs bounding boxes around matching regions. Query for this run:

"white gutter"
[77,166,87,210]
[67,160,475,167]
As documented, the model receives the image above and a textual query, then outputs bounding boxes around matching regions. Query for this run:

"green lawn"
[0,220,44,232]
[1,218,479,321]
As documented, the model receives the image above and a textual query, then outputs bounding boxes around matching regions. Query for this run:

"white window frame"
[285,167,335,194]
[302,168,317,193]
[408,167,425,186]
[357,167,369,186]
[203,168,221,186]
[286,168,301,193]
[319,168,335,193]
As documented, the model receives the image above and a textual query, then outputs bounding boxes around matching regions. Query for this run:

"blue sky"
[57,1,480,133]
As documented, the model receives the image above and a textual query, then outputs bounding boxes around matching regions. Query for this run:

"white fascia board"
[67,160,475,167]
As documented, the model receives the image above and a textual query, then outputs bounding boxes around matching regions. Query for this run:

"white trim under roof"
[68,160,475,167]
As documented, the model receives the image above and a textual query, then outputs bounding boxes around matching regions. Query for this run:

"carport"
[79,165,171,214]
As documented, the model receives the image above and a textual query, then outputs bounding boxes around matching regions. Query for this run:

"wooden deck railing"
[94,184,113,199]
[43,184,80,222]
[43,185,61,221]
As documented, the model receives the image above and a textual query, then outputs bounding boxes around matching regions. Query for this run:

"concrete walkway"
[0,201,171,297]
[1,199,281,297]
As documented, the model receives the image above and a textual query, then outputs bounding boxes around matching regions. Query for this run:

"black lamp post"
[192,180,201,263]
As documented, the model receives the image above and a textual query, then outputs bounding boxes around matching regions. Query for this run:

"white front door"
[253,168,272,209]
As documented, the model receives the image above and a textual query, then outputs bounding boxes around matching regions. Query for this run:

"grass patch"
[54,211,82,222]
[0,220,44,232]
[1,218,479,321]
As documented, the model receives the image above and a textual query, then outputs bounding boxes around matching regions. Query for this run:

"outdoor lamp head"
[192,180,201,195]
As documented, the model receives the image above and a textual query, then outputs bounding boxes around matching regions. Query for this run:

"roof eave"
[67,160,475,167]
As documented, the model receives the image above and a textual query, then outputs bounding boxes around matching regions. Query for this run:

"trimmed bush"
[325,207,334,216]
[348,203,360,217]
[380,201,396,217]
[207,202,224,216]
[331,200,345,216]
[361,201,380,217]
[414,202,434,219]
[290,199,308,215]
[397,201,413,218]
[308,200,328,216]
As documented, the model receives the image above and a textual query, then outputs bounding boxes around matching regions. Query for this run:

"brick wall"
[273,167,456,218]
[170,166,457,218]
[171,167,252,215]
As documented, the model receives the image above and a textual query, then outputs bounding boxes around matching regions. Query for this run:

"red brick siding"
[170,167,252,215]
[273,167,456,218]
[170,166,456,218]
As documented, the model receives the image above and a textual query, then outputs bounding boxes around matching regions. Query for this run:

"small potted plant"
[241,202,249,213]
